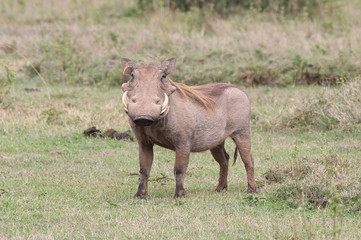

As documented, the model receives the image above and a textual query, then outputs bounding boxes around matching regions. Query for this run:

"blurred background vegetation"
[138,0,337,17]
[0,0,360,87]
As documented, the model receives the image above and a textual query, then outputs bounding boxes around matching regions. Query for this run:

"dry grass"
[263,152,360,211]
[1,0,361,86]
[277,79,361,130]
[248,78,361,131]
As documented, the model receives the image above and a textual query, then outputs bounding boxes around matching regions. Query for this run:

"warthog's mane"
[167,77,234,110]
[132,62,234,110]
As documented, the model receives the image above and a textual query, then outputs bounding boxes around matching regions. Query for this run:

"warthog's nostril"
[133,115,154,126]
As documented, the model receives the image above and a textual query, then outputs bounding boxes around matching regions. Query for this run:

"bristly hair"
[167,77,234,110]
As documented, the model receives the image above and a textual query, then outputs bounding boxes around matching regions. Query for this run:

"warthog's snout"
[133,115,154,126]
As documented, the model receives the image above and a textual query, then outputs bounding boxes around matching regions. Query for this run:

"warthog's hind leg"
[210,142,229,192]
[135,143,154,199]
[173,150,190,198]
[232,134,258,193]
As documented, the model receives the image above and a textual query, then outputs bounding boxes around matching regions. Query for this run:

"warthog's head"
[121,58,177,126]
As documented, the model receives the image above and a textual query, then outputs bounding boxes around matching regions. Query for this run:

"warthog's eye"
[129,72,135,82]
[161,73,167,79]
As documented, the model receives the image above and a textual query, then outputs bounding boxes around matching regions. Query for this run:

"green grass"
[1,82,360,239]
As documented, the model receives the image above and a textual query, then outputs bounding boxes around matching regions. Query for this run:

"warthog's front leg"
[135,143,154,199]
[174,150,190,198]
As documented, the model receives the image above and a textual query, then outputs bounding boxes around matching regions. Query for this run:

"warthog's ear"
[162,58,177,75]
[121,58,134,75]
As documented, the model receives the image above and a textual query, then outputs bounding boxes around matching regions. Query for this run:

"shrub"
[40,107,66,125]
[278,79,361,130]
[0,66,15,104]
[33,33,125,86]
[265,150,360,213]
[273,183,330,209]
[137,0,338,17]
[40,33,86,84]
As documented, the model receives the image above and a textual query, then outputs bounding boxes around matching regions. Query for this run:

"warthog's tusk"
[161,93,168,114]
[122,91,128,113]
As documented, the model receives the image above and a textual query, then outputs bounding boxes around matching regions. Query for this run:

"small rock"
[49,151,62,155]
[103,129,117,137]
[84,127,133,141]
[84,126,103,137]
[113,131,132,141]
[24,88,40,92]
[104,128,133,141]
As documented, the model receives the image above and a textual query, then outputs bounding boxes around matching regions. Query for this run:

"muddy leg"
[210,142,229,192]
[134,143,154,199]
[174,150,190,198]
[232,134,258,193]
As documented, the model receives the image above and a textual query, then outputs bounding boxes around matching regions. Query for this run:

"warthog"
[121,58,257,198]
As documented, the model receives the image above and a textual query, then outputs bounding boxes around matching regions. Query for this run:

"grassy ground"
[0,81,360,239]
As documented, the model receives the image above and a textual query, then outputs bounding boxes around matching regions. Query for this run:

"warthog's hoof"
[215,183,228,192]
[247,184,258,193]
[134,191,147,199]
[174,189,186,198]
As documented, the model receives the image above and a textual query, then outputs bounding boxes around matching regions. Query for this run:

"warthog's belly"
[189,129,228,152]
[149,134,227,152]
[144,121,229,152]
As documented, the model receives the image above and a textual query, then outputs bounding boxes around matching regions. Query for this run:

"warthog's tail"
[232,147,238,166]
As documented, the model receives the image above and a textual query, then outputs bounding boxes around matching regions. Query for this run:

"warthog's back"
[164,83,251,152]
